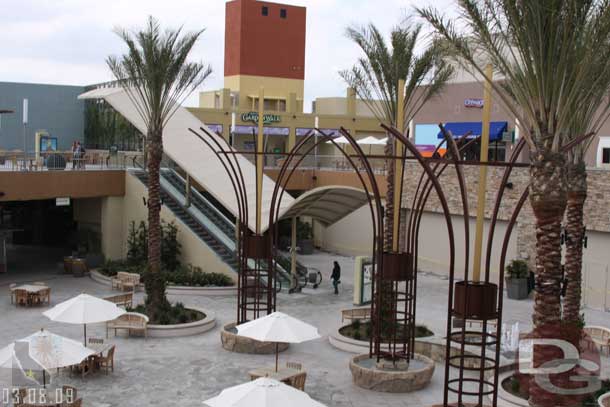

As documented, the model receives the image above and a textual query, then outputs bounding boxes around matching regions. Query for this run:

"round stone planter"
[350,353,435,393]
[90,269,237,296]
[146,307,216,338]
[220,322,289,354]
[599,392,610,407]
[495,371,529,407]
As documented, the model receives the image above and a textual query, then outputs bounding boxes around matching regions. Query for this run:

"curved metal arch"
[382,123,459,406]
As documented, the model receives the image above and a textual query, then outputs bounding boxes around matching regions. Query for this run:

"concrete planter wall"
[599,392,610,407]
[349,353,435,393]
[146,307,216,338]
[90,269,237,296]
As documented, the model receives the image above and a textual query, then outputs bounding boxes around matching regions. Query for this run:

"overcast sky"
[0,0,455,111]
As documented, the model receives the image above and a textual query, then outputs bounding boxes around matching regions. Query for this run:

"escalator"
[132,165,307,289]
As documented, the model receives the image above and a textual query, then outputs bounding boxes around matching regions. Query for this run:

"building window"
[262,6,268,16]
[278,100,286,112]
[280,9,287,18]
[603,148,610,164]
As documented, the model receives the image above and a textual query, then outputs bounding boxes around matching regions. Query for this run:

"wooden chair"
[290,372,307,391]
[88,337,104,345]
[63,398,82,407]
[62,385,77,403]
[286,362,302,371]
[97,345,115,374]
[14,289,29,306]
[13,387,27,405]
[9,283,17,304]
[63,257,73,274]
[71,259,88,278]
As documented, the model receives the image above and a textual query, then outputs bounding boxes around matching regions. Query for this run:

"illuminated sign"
[241,112,281,125]
[464,98,484,108]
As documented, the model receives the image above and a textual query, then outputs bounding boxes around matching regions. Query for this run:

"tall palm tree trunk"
[145,124,168,320]
[563,162,586,325]
[528,150,568,407]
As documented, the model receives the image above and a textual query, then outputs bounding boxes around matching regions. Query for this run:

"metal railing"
[0,150,142,172]
[262,154,388,174]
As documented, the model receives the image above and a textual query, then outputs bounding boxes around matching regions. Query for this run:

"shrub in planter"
[505,259,530,300]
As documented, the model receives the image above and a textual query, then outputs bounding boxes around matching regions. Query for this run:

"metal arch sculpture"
[188,126,275,324]
[268,128,385,310]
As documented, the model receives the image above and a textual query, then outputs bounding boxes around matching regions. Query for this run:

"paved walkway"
[0,247,608,406]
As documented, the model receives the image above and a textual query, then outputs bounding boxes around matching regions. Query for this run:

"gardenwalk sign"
[241,112,281,125]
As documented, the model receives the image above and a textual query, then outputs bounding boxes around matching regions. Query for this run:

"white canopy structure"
[325,135,350,144]
[78,87,372,231]
[78,87,293,233]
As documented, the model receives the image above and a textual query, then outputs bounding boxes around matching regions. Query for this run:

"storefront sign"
[464,98,484,108]
[56,197,70,206]
[241,112,281,125]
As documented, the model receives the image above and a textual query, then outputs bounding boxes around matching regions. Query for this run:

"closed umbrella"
[236,312,320,372]
[0,329,95,387]
[204,377,327,407]
[43,293,126,345]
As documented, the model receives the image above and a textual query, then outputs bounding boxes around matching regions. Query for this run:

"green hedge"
[99,260,234,287]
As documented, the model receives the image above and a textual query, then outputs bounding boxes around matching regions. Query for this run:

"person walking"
[331,261,341,295]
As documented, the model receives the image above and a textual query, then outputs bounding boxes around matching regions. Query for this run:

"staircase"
[132,167,300,287]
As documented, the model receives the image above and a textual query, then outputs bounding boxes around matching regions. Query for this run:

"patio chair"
[62,385,78,403]
[14,289,29,306]
[9,283,16,304]
[71,259,88,278]
[97,345,115,374]
[63,257,73,274]
[290,372,307,391]
[63,398,82,407]
[286,362,302,371]
[13,388,27,405]
[88,337,104,345]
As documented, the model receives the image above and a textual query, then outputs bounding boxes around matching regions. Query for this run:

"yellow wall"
[224,75,304,111]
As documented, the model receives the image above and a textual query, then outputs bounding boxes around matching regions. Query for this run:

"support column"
[472,64,493,282]
[291,217,298,290]
[256,87,265,234]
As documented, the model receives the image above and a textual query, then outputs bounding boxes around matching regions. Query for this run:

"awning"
[437,122,508,141]
[279,186,370,226]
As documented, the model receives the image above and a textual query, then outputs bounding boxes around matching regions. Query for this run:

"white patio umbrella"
[236,312,320,372]
[0,329,95,387]
[204,378,327,407]
[357,136,388,155]
[43,293,126,345]
[324,135,350,144]
[357,136,386,145]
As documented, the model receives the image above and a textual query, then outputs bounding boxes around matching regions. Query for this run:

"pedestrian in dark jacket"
[331,261,341,295]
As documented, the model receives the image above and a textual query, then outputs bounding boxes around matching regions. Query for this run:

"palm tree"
[340,22,452,350]
[418,1,610,405]
[340,21,453,255]
[564,87,610,328]
[107,17,212,320]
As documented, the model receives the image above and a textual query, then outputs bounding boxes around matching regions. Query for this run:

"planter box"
[146,307,216,338]
[89,269,236,296]
[506,278,529,300]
